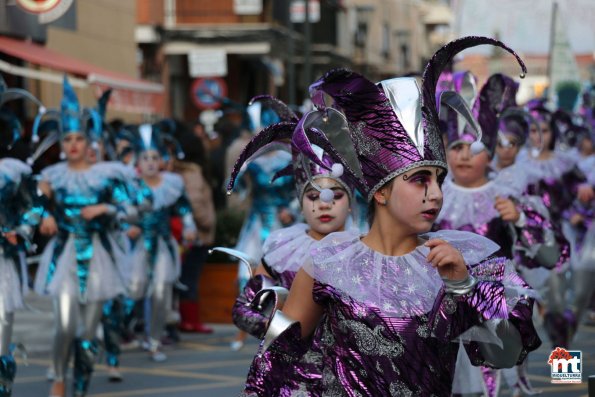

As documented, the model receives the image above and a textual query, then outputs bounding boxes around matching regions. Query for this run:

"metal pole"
[303,0,312,95]
[589,375,595,397]
[287,17,296,107]
[546,1,558,102]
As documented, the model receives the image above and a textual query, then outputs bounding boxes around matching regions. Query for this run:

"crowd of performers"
[223,36,594,397]
[0,75,207,397]
[0,34,593,397]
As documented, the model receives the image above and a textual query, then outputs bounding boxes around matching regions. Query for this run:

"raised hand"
[425,239,468,281]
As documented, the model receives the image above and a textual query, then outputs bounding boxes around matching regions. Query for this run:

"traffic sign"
[190,77,227,110]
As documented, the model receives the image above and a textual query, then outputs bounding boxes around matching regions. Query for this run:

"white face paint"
[301,177,351,240]
[137,149,161,178]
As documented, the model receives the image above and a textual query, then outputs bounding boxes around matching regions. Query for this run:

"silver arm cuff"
[261,310,297,354]
[208,247,258,278]
[119,204,139,223]
[443,274,478,295]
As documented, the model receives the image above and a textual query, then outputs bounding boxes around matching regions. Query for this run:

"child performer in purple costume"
[436,74,554,397]
[223,99,358,394]
[517,106,593,348]
[240,36,541,397]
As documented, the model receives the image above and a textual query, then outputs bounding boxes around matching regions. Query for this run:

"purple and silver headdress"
[497,107,537,147]
[437,70,479,147]
[227,96,357,204]
[465,73,521,155]
[306,36,527,201]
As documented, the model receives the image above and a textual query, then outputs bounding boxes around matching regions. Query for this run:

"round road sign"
[190,77,228,110]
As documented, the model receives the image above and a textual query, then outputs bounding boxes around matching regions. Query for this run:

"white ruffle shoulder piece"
[0,158,32,190]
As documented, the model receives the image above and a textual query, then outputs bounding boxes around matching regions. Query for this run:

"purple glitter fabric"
[241,230,539,396]
[518,151,584,269]
[231,224,315,337]
[233,224,340,394]
[232,274,276,339]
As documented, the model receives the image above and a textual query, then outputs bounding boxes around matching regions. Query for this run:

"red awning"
[0,35,164,114]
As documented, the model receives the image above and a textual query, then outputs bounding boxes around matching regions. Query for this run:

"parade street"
[10,297,595,396]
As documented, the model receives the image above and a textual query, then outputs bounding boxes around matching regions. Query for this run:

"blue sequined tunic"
[0,158,41,313]
[127,172,196,299]
[33,162,131,302]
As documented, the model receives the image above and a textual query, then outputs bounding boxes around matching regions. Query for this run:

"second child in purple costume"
[224,98,358,394]
[240,37,541,397]
[436,74,552,396]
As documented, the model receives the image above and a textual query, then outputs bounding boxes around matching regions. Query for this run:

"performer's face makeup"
[377,166,445,234]
[138,149,161,177]
[495,135,521,168]
[62,132,88,163]
[302,177,350,241]
[447,142,490,188]
[579,136,594,156]
[529,121,552,150]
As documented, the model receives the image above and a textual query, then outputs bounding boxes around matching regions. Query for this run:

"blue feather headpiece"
[31,75,102,144]
[135,119,185,161]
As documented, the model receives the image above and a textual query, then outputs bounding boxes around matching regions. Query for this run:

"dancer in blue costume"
[125,122,197,362]
[0,77,45,397]
[32,77,134,397]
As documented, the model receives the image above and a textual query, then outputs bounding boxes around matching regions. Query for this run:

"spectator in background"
[210,109,243,209]
[172,122,216,333]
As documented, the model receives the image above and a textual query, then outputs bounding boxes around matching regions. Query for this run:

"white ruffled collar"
[519,150,577,184]
[304,229,499,317]
[146,172,184,209]
[263,224,362,274]
[437,176,519,229]
[41,161,126,193]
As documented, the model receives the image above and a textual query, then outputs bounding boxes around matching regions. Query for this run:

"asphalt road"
[10,296,595,396]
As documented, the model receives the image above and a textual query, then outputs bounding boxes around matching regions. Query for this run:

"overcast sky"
[452,0,595,55]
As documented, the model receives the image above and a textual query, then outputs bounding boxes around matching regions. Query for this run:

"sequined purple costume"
[436,174,550,396]
[234,224,336,395]
[241,231,540,396]
[227,95,360,395]
[232,223,312,338]
[522,151,584,221]
[436,173,554,267]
